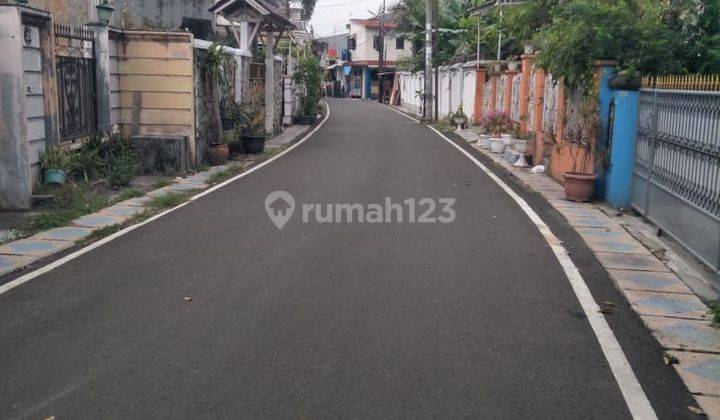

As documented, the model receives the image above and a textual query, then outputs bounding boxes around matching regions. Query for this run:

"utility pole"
[433,0,438,121]
[378,0,385,103]
[423,0,433,120]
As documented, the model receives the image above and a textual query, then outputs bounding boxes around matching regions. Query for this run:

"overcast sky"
[309,0,400,37]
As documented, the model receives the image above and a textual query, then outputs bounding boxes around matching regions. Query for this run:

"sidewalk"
[0,123,313,281]
[454,127,720,418]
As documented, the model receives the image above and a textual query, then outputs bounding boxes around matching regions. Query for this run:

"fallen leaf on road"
[184,297,192,303]
[663,352,679,365]
[44,416,55,420]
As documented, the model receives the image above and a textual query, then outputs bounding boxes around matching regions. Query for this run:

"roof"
[349,18,397,30]
[208,0,294,30]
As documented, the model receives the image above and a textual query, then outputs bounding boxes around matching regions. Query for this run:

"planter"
[294,114,317,125]
[207,143,229,166]
[608,74,642,91]
[563,172,598,202]
[479,134,491,149]
[453,117,466,130]
[501,133,515,146]
[508,62,519,71]
[242,134,266,154]
[515,139,529,154]
[490,137,506,154]
[43,169,66,185]
[524,43,535,55]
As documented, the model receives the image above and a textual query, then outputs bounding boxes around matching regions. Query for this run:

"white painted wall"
[347,21,411,63]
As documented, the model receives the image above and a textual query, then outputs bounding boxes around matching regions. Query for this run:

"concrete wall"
[26,0,92,26]
[109,31,121,126]
[347,22,411,63]
[113,30,196,162]
[112,0,214,30]
[22,21,46,185]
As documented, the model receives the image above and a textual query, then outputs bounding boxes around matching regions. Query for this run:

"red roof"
[349,18,397,30]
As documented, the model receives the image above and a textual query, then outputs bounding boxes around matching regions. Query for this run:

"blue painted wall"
[604,89,640,208]
[595,64,617,197]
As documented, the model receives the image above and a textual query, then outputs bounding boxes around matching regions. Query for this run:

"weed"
[146,191,196,210]
[23,185,109,234]
[117,187,144,201]
[206,165,243,184]
[710,301,720,326]
[151,178,173,189]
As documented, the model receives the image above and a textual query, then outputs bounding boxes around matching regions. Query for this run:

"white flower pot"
[479,134,491,149]
[515,139,529,154]
[524,43,535,55]
[508,62,519,71]
[490,137,506,154]
[501,134,514,146]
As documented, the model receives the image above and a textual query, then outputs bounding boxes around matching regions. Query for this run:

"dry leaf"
[184,297,192,303]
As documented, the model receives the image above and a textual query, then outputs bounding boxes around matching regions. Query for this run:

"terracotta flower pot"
[208,143,229,166]
[563,172,597,202]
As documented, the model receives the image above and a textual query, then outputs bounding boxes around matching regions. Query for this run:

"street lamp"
[95,0,115,26]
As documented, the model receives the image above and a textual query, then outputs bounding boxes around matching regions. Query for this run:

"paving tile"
[642,316,720,352]
[72,214,125,229]
[34,226,93,242]
[169,182,200,192]
[0,254,37,276]
[668,351,720,396]
[117,195,153,207]
[694,396,720,419]
[565,215,616,228]
[548,199,593,208]
[576,227,650,253]
[595,252,670,272]
[556,206,607,218]
[101,205,144,218]
[0,238,72,257]
[608,269,693,294]
[145,186,173,197]
[625,290,708,319]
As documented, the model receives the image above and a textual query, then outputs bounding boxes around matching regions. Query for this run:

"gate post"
[92,24,111,133]
[472,66,486,124]
[604,88,639,208]
[593,60,618,196]
[0,6,31,209]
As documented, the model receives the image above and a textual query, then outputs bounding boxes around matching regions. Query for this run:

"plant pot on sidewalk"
[563,172,597,202]
[514,139,530,154]
[43,169,67,185]
[242,134,266,154]
[501,133,515,147]
[490,137,506,154]
[479,134,491,149]
[208,143,229,166]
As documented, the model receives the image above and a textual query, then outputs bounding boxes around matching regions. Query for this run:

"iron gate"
[54,24,97,140]
[631,89,720,271]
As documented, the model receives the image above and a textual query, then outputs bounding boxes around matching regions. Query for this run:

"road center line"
[0,103,331,297]
[385,105,657,420]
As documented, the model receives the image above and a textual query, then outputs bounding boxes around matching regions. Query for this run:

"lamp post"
[95,0,115,26]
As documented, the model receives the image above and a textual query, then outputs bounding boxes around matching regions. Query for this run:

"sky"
[309,0,400,37]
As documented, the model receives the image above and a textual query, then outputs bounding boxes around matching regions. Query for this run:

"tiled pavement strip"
[0,165,229,278]
[454,127,720,417]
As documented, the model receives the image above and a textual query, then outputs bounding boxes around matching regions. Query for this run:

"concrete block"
[668,351,720,396]
[117,196,153,207]
[565,215,616,228]
[625,290,708,319]
[556,206,606,218]
[131,135,190,174]
[0,238,72,257]
[694,396,720,419]
[576,227,650,254]
[642,316,720,352]
[101,205,144,218]
[72,214,125,229]
[608,269,693,294]
[169,182,200,192]
[0,254,36,276]
[595,252,670,272]
[34,226,93,242]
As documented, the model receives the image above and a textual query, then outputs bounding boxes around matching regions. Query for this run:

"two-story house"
[344,18,411,99]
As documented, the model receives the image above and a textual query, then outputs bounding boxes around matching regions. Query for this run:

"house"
[344,18,411,99]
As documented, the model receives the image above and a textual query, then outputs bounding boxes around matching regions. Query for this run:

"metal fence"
[631,89,720,271]
[54,24,97,140]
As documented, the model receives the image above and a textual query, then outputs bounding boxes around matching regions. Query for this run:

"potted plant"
[561,98,600,202]
[40,145,72,185]
[293,49,322,125]
[514,130,534,155]
[451,105,467,131]
[523,43,534,55]
[240,98,266,154]
[483,111,513,154]
[507,56,520,72]
[203,43,232,165]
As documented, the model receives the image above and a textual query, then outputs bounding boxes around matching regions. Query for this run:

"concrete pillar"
[532,69,545,164]
[594,60,619,196]
[0,7,31,209]
[472,67,486,124]
[519,54,534,132]
[488,74,497,113]
[92,25,111,133]
[605,89,639,208]
[265,31,274,135]
[503,70,515,114]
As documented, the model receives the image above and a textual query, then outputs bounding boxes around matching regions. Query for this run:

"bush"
[101,132,136,188]
[69,135,103,182]
[293,51,323,116]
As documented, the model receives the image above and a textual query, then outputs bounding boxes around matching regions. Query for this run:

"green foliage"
[102,132,136,188]
[206,165,243,185]
[69,135,103,182]
[117,187,144,201]
[293,50,323,116]
[40,145,73,172]
[23,185,110,234]
[147,191,195,210]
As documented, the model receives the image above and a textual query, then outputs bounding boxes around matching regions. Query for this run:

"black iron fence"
[54,24,97,140]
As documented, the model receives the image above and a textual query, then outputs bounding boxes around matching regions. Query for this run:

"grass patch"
[146,191,196,211]
[710,301,720,326]
[117,187,144,201]
[206,165,244,185]
[23,185,110,235]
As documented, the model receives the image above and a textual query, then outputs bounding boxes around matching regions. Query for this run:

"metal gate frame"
[631,88,720,272]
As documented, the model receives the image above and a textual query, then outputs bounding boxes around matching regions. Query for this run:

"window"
[373,35,380,51]
[396,37,404,50]
[347,37,356,50]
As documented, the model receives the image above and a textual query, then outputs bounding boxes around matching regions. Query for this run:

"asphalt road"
[0,99,698,419]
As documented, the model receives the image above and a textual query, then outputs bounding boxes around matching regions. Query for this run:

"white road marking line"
[0,103,332,297]
[385,105,657,419]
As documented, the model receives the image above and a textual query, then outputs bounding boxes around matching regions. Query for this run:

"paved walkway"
[455,126,720,417]
[0,100,702,418]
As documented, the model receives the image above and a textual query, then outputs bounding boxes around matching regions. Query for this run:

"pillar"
[594,60,619,196]
[519,54,533,132]
[488,74,497,113]
[92,25,111,133]
[503,70,515,114]
[0,7,31,209]
[532,69,545,164]
[265,31,274,135]
[605,89,639,208]
[472,67,486,124]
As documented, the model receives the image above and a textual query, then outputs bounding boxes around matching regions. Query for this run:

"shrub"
[40,145,73,172]
[69,135,103,182]
[101,132,136,188]
[293,50,323,116]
